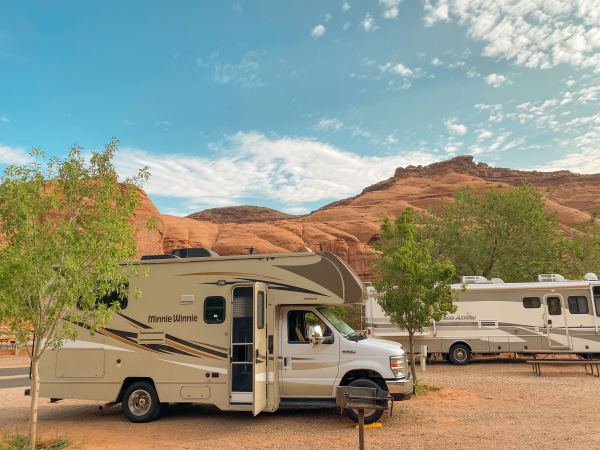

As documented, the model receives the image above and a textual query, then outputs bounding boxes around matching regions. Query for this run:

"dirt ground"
[1,357,599,449]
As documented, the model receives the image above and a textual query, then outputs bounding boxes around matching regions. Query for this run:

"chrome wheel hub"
[128,389,152,416]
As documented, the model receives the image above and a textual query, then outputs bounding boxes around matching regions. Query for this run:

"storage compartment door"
[253,283,268,415]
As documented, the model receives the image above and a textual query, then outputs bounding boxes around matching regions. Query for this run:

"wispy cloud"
[342,2,351,13]
[196,51,264,88]
[360,13,378,32]
[444,118,468,135]
[311,24,326,39]
[423,0,600,71]
[0,145,30,164]
[315,118,344,131]
[484,73,510,88]
[115,132,439,212]
[380,0,401,19]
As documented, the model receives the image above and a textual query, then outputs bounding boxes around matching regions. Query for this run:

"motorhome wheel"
[122,381,161,423]
[448,343,471,365]
[343,379,385,425]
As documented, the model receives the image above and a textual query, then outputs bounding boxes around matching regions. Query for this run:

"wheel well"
[449,341,472,353]
[339,369,387,391]
[116,377,156,402]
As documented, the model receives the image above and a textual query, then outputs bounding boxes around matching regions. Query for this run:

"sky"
[0,0,599,216]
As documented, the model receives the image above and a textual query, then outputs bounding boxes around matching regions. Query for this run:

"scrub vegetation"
[0,139,148,449]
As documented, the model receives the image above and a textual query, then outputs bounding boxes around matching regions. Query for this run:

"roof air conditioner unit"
[461,276,490,284]
[534,274,565,282]
[490,278,505,283]
[584,273,598,281]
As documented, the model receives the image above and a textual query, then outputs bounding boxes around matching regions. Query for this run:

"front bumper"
[386,376,413,401]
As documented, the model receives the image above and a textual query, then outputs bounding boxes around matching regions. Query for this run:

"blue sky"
[1,1,599,215]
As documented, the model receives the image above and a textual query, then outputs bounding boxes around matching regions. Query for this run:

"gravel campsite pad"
[1,358,599,449]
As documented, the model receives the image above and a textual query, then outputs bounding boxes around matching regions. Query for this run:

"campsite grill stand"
[336,386,392,450]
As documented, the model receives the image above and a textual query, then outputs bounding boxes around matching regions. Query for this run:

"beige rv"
[365,274,600,364]
[38,250,412,424]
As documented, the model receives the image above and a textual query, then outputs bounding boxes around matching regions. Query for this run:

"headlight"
[390,355,406,378]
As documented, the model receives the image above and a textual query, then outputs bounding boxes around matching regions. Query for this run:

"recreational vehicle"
[364,274,600,365]
[38,250,412,424]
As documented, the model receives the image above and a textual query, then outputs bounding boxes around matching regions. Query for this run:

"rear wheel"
[122,381,161,423]
[343,378,385,425]
[448,343,471,365]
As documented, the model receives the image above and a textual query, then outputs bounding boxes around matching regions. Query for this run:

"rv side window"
[257,292,265,330]
[594,287,600,317]
[568,296,589,314]
[522,297,541,308]
[547,297,562,315]
[204,296,226,324]
[95,283,129,310]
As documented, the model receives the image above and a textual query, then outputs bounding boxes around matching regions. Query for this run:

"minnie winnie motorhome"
[38,250,412,424]
[365,274,600,365]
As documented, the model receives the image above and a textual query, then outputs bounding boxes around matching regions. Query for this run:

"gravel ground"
[1,357,599,449]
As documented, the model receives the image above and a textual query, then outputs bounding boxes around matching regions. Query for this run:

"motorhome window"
[93,283,129,310]
[547,297,562,315]
[287,311,332,343]
[257,292,265,329]
[204,296,225,324]
[522,297,541,308]
[594,287,600,317]
[568,296,589,314]
[317,307,364,341]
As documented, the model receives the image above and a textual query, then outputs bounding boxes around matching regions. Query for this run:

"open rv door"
[253,282,268,415]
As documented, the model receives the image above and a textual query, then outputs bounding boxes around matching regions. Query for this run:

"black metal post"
[358,408,365,450]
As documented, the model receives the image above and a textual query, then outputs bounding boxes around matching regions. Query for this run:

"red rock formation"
[134,156,600,280]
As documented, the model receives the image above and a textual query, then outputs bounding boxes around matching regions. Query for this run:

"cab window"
[287,311,332,343]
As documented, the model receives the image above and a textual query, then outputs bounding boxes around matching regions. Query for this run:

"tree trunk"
[408,330,417,384]
[28,356,39,449]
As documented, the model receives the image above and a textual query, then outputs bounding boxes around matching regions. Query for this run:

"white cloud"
[484,73,510,88]
[536,149,600,173]
[444,118,468,135]
[391,63,413,77]
[282,206,310,215]
[0,115,9,123]
[380,0,401,19]
[315,118,344,131]
[197,51,263,88]
[431,57,443,66]
[115,132,439,208]
[466,67,480,78]
[342,2,351,13]
[360,13,378,32]
[311,24,326,38]
[423,0,600,71]
[0,145,30,164]
[343,22,351,31]
[478,130,493,140]
[324,13,332,23]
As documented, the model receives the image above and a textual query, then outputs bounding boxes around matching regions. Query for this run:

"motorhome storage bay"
[148,314,199,324]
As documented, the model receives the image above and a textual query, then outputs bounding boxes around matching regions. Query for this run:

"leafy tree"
[374,208,456,382]
[0,139,148,449]
[564,218,600,278]
[419,186,564,282]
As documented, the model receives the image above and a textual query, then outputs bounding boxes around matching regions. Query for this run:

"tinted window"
[547,296,562,315]
[204,296,225,324]
[257,292,265,330]
[568,296,589,314]
[523,297,541,308]
[594,287,600,317]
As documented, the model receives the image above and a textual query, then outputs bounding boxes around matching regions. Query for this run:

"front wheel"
[122,381,161,423]
[343,378,385,425]
[448,343,471,365]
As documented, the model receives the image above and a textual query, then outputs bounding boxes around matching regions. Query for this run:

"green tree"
[420,186,564,282]
[374,208,456,382]
[0,139,148,449]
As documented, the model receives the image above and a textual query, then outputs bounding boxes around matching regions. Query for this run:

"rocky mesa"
[134,156,600,280]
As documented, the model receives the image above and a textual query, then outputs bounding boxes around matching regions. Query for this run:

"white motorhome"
[364,274,600,365]
[38,250,412,424]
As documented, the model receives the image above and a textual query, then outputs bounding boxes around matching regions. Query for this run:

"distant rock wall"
[134,156,600,280]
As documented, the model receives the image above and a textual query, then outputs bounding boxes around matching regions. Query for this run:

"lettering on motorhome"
[443,313,477,321]
[148,314,199,323]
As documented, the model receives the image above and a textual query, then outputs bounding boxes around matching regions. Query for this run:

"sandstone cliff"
[134,156,600,280]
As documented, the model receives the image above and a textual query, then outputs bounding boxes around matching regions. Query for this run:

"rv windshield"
[317,307,365,341]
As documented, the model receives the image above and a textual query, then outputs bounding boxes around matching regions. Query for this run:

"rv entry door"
[543,294,570,349]
[253,283,268,415]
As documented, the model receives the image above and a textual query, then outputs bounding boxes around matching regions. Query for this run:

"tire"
[122,381,161,423]
[448,343,471,365]
[343,378,385,425]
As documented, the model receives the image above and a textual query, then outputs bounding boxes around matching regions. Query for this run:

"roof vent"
[534,274,565,282]
[171,248,220,258]
[141,254,179,261]
[584,272,598,281]
[461,276,490,284]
